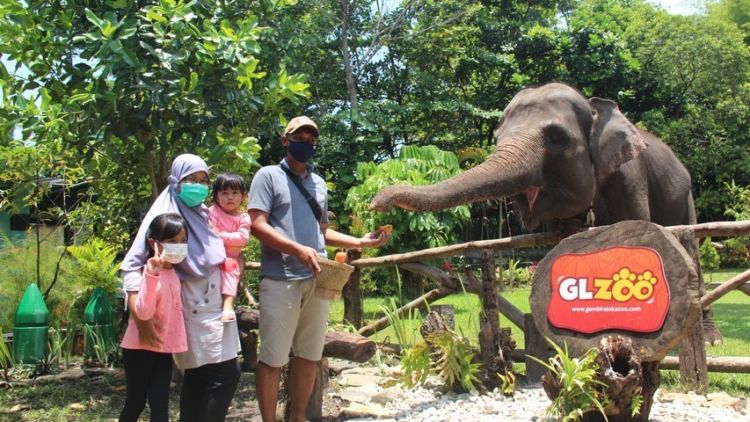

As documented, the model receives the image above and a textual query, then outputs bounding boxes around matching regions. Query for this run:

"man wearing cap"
[249,116,389,422]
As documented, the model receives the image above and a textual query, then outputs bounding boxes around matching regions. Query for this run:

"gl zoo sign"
[547,246,671,334]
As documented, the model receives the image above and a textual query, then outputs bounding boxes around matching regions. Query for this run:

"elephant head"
[369,83,648,229]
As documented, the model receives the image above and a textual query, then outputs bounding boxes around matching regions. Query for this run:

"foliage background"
[0,0,749,308]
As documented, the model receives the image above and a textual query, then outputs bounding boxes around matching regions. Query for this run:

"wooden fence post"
[674,229,708,393]
[342,249,363,328]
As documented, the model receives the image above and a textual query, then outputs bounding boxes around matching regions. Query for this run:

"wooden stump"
[282,358,329,422]
[530,221,701,421]
[420,304,455,338]
[238,328,257,372]
[530,221,701,362]
[342,249,363,328]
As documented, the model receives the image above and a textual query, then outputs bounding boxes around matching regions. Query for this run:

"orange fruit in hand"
[379,224,393,234]
[334,251,348,263]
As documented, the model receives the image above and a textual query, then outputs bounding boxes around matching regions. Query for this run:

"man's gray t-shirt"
[249,160,329,280]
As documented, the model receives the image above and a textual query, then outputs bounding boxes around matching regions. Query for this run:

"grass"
[329,268,750,397]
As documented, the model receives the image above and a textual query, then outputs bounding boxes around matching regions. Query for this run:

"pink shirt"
[208,205,251,258]
[120,268,188,353]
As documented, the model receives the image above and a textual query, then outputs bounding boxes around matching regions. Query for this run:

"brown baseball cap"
[283,116,319,137]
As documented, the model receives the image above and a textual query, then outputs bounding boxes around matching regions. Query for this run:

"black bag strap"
[280,164,323,223]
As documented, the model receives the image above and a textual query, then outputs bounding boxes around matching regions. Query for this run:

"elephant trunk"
[370,133,544,212]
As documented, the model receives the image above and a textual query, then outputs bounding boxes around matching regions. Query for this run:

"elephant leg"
[702,307,723,346]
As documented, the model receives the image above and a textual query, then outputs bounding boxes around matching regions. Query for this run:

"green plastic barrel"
[13,283,49,364]
[83,287,116,359]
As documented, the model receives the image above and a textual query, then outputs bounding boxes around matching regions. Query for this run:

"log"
[349,221,750,269]
[236,307,259,330]
[357,288,453,337]
[351,231,565,267]
[322,332,376,363]
[530,221,702,362]
[670,220,750,239]
[701,268,750,308]
[660,356,750,373]
[342,249,363,328]
[511,349,750,374]
[707,281,750,296]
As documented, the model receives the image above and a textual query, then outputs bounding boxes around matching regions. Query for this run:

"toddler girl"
[120,213,189,422]
[208,172,251,323]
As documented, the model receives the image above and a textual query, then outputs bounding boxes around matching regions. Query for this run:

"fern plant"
[66,238,120,295]
[528,337,610,422]
[399,330,481,393]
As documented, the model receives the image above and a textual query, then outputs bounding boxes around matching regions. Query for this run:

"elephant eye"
[544,125,569,151]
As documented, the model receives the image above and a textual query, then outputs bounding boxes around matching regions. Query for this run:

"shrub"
[699,237,721,271]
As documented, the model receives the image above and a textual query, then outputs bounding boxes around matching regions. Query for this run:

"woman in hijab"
[121,154,241,422]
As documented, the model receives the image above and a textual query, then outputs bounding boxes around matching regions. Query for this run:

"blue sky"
[650,0,703,15]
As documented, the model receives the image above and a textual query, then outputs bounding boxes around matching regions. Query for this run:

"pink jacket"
[120,268,188,353]
[208,205,251,258]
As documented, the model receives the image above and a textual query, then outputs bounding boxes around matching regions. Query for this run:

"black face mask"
[288,140,316,162]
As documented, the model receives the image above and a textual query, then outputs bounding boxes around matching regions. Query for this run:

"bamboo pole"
[700,268,750,308]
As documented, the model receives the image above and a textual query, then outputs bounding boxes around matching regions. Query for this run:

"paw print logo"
[612,268,636,283]
[637,271,658,285]
[633,270,657,300]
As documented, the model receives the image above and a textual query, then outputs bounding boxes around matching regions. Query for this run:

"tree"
[0,0,310,248]
[345,145,470,295]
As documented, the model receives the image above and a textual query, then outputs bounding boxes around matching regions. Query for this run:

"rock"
[338,387,373,404]
[371,386,405,405]
[9,404,30,412]
[341,402,394,419]
[328,358,358,375]
[706,392,745,412]
[339,372,383,387]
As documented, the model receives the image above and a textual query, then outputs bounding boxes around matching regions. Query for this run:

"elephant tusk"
[526,186,540,215]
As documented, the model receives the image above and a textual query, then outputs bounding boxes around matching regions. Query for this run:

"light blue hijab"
[120,154,226,280]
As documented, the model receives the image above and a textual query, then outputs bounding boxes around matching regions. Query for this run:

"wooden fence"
[339,220,750,391]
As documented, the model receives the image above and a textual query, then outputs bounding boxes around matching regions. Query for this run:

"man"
[249,116,389,422]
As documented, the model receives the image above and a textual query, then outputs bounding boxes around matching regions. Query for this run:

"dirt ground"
[0,365,346,422]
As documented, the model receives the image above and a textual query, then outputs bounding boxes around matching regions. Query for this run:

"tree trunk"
[339,0,358,113]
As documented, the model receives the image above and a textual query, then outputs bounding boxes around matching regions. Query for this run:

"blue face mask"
[178,183,209,207]
[288,140,316,163]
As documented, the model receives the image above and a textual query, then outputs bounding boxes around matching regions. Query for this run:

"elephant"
[370,82,721,345]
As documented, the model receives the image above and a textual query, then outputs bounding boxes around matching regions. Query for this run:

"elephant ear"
[589,97,649,185]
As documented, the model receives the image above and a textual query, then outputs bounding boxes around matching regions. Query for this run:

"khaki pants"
[258,277,329,367]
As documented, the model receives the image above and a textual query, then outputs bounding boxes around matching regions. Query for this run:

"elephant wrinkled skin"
[370,82,721,345]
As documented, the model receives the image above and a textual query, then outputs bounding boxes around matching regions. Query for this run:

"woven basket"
[314,258,354,300]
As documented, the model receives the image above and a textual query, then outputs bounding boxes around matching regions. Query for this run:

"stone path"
[329,365,750,421]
